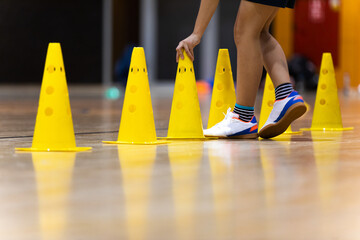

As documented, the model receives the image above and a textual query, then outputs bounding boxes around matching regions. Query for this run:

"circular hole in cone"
[130,85,137,93]
[216,100,223,108]
[179,67,185,73]
[178,84,184,92]
[46,86,54,95]
[129,105,136,113]
[217,83,224,91]
[176,102,183,109]
[322,69,328,75]
[268,100,274,107]
[320,99,326,105]
[321,84,327,90]
[45,107,53,116]
[47,65,55,73]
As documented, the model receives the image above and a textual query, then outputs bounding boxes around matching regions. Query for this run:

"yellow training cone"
[207,49,236,129]
[103,47,167,145]
[16,43,91,152]
[164,50,206,140]
[259,74,301,136]
[301,53,354,131]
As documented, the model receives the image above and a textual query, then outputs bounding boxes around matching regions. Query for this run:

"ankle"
[275,83,293,100]
[233,104,254,122]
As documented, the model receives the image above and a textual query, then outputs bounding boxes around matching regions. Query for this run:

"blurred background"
[0,0,358,92]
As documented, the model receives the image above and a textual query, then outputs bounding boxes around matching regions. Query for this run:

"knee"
[260,29,272,43]
[233,21,260,47]
[233,23,244,47]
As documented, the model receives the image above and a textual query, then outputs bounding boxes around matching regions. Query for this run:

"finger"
[178,47,184,60]
[184,44,194,61]
[176,42,183,61]
[175,42,182,51]
[190,48,195,61]
[176,47,184,61]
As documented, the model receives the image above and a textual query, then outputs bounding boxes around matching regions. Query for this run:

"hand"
[176,33,201,62]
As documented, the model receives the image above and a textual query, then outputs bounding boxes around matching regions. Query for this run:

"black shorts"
[246,0,296,8]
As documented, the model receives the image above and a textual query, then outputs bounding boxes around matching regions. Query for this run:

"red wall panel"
[294,0,339,68]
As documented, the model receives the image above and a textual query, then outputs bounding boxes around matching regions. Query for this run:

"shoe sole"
[205,133,258,139]
[259,102,306,139]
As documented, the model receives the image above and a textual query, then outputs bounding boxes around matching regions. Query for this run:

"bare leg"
[260,11,291,88]
[234,1,278,107]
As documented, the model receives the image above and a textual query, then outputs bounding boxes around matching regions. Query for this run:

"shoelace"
[213,108,233,128]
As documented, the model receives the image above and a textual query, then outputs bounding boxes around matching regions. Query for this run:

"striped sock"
[233,104,254,122]
[275,83,293,101]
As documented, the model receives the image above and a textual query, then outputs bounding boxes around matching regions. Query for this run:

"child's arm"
[176,0,220,62]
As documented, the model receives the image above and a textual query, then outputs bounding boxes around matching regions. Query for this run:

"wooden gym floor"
[0,84,360,240]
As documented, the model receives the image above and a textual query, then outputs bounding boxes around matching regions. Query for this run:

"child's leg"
[234,1,278,107]
[204,1,305,139]
[260,11,291,88]
[258,11,307,138]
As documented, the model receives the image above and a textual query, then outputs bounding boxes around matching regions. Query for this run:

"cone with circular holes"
[207,49,236,129]
[16,43,91,152]
[162,50,207,140]
[103,47,168,145]
[301,53,353,131]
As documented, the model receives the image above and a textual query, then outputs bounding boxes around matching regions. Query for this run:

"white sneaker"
[259,91,306,139]
[204,108,258,139]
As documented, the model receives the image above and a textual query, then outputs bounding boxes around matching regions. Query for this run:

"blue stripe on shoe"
[274,92,304,123]
[287,91,299,98]
[251,116,257,124]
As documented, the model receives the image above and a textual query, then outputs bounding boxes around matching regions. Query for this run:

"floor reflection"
[206,140,236,238]
[168,142,203,240]
[32,152,76,240]
[118,145,156,240]
[312,132,342,210]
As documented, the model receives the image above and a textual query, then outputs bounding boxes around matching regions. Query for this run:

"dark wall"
[113,0,139,64]
[0,0,102,84]
[219,1,241,79]
[157,0,241,81]
[158,0,200,80]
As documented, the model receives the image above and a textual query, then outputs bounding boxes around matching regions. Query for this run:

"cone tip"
[48,42,61,47]
[322,52,333,59]
[219,49,229,57]
[132,47,145,57]
[47,43,62,53]
[321,52,334,68]
[133,46,144,51]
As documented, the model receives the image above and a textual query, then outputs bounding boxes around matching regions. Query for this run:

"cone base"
[300,127,354,132]
[103,140,169,145]
[282,130,303,135]
[158,136,218,141]
[15,147,92,152]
